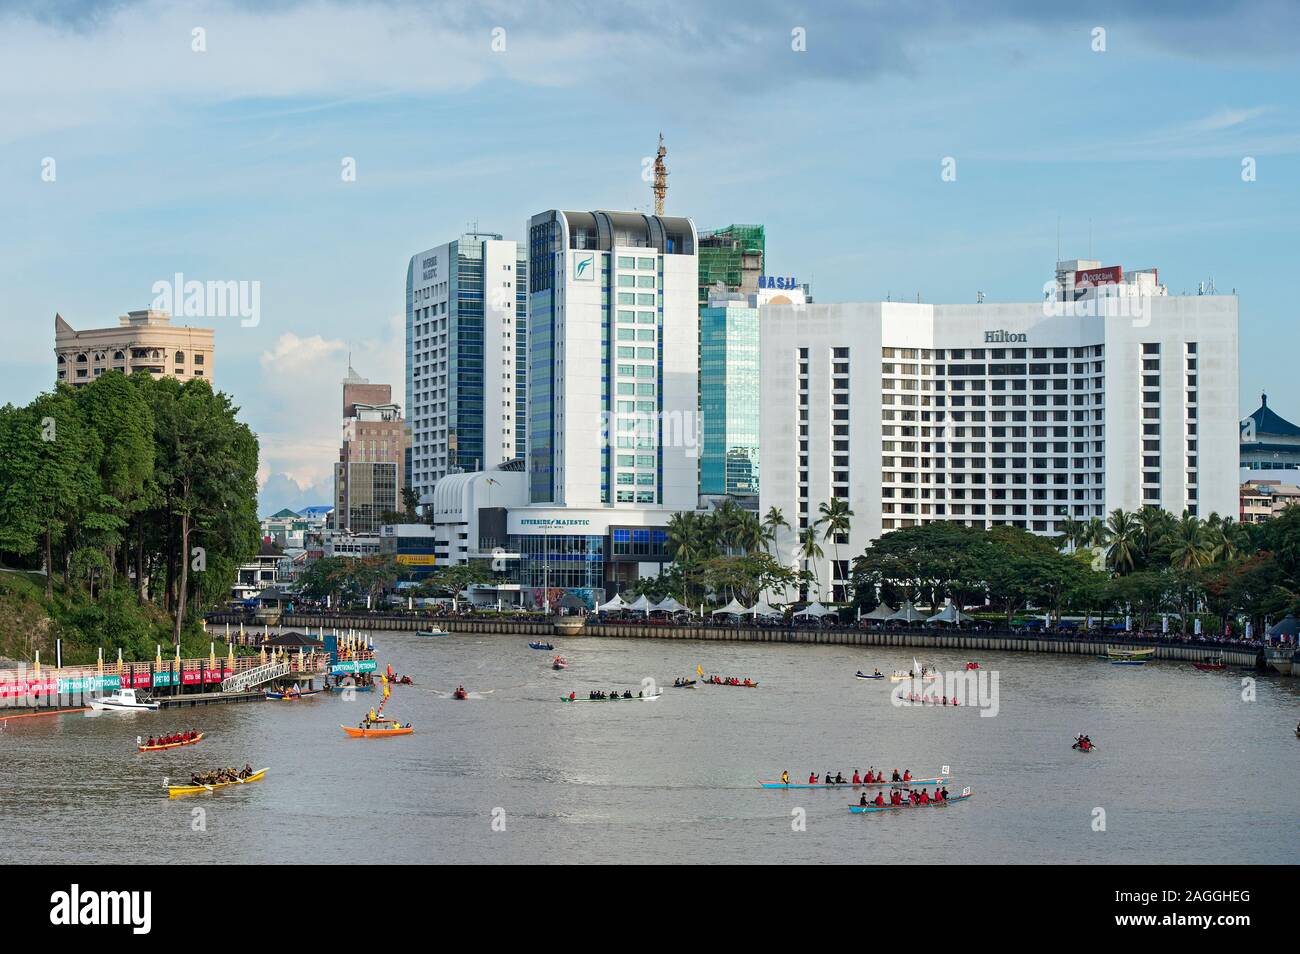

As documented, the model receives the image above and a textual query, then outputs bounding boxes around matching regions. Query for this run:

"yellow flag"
[696,664,704,676]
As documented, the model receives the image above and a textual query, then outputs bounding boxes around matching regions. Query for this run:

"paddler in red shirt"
[808,772,818,784]
[902,769,912,782]
[852,769,861,785]
[919,790,930,804]
[873,792,886,807]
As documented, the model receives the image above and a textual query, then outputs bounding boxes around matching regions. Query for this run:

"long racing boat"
[138,732,204,752]
[759,775,949,790]
[849,791,972,813]
[167,768,267,798]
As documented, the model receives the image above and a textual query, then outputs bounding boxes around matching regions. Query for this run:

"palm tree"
[666,511,704,564]
[1057,516,1084,553]
[1083,516,1109,548]
[711,498,742,555]
[1204,513,1240,563]
[798,525,824,601]
[732,510,765,555]
[1135,505,1172,565]
[817,498,854,602]
[762,506,790,565]
[1105,509,1138,575]
[1169,513,1212,570]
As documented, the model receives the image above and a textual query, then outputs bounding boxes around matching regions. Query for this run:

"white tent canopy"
[926,601,973,625]
[794,601,833,618]
[596,593,627,612]
[748,598,781,618]
[626,594,654,614]
[888,600,925,623]
[651,596,687,614]
[862,603,897,621]
[711,597,749,616]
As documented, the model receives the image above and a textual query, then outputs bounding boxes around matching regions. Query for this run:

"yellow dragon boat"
[167,768,267,798]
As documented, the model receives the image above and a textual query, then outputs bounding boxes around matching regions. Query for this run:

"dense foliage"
[637,496,1300,635]
[852,505,1300,633]
[0,373,260,658]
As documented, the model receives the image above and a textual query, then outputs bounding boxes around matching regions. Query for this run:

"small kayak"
[528,642,555,651]
[849,791,972,813]
[1072,743,1098,752]
[167,768,267,798]
[452,689,469,700]
[759,776,948,790]
[671,680,697,688]
[552,657,568,670]
[139,732,204,752]
[342,724,413,738]
[855,672,884,680]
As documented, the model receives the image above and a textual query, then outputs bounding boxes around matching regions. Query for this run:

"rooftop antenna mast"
[653,132,668,216]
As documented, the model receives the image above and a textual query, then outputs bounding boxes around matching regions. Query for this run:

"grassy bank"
[0,571,216,667]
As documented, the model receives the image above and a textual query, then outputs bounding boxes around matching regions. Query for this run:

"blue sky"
[2,0,1297,514]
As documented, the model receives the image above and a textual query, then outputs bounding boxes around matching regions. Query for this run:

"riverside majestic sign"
[984,330,1028,343]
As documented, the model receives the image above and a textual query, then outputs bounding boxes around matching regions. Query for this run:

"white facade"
[526,210,699,513]
[760,273,1239,601]
[426,467,528,564]
[406,234,526,504]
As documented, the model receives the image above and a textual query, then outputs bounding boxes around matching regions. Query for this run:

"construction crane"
[653,132,668,215]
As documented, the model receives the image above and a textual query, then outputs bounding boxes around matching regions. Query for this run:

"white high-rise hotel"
[760,262,1240,601]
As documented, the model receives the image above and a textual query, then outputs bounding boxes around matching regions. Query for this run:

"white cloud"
[254,317,403,493]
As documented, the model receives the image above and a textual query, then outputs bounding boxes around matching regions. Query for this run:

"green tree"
[798,525,824,600]
[817,498,854,602]
[762,506,789,565]
[1105,509,1139,576]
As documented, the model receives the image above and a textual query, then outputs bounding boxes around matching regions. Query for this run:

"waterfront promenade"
[204,611,1277,671]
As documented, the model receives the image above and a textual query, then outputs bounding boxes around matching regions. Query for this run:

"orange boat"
[341,723,413,738]
[138,732,204,752]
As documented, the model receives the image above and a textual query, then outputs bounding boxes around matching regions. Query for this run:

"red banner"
[1075,265,1122,287]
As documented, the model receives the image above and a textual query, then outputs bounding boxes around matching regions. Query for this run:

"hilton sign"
[984,330,1027,343]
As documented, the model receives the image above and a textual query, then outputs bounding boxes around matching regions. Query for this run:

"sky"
[2,0,1297,515]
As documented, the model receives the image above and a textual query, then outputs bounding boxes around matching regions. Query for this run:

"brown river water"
[1,629,1296,864]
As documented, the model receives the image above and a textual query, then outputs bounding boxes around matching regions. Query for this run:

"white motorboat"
[87,688,159,711]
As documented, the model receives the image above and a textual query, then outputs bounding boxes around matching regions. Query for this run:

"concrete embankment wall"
[207,614,1265,669]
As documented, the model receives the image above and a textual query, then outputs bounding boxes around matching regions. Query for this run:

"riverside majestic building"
[414,210,701,607]
[759,261,1240,602]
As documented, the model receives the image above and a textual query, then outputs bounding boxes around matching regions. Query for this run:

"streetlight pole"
[543,522,551,615]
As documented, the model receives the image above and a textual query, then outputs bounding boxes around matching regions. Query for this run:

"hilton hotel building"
[759,262,1239,601]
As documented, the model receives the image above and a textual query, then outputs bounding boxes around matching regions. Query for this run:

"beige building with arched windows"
[54,310,214,386]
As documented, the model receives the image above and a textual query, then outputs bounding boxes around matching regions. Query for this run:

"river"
[2,630,1296,864]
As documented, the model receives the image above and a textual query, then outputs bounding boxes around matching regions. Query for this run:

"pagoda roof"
[1245,393,1300,438]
